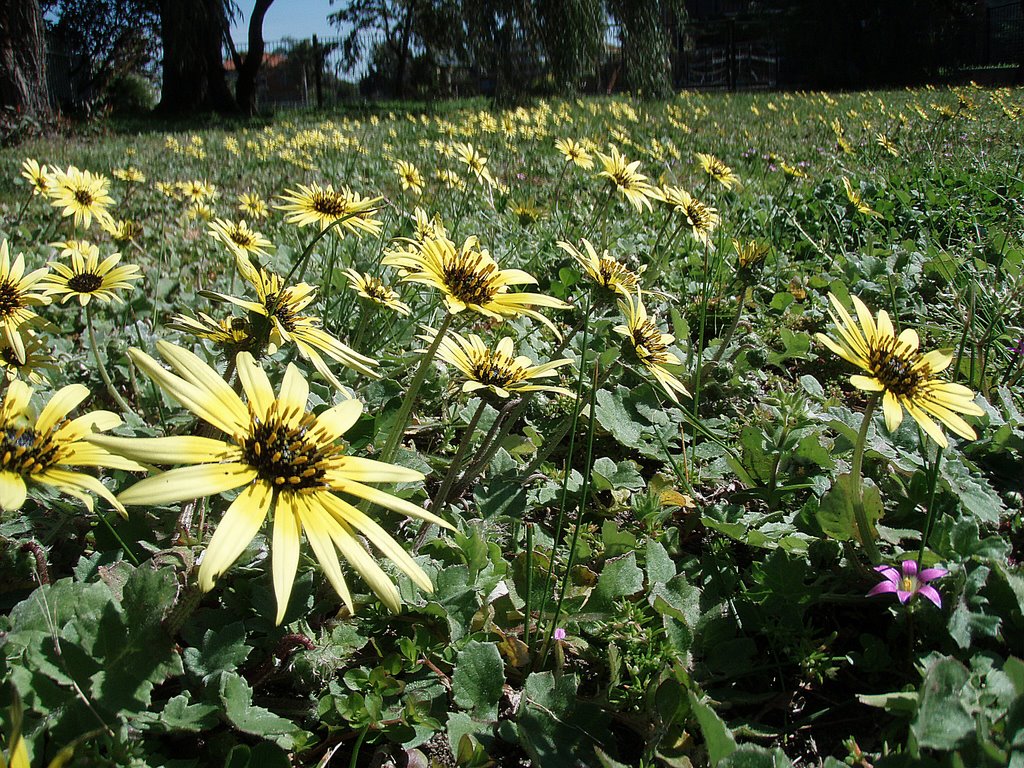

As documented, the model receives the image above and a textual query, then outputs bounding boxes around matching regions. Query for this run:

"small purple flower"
[1009,337,1024,356]
[868,560,947,607]
[553,627,567,641]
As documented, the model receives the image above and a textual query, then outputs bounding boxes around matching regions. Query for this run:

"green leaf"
[184,622,252,682]
[816,473,882,542]
[584,552,644,613]
[219,672,303,749]
[687,691,737,766]
[452,641,505,720]
[910,657,974,750]
[719,745,794,768]
[595,386,644,449]
[146,693,220,733]
[515,672,610,766]
[591,457,645,492]
[645,538,676,586]
[939,456,1004,524]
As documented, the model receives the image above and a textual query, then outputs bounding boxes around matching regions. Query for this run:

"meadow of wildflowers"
[0,86,1022,767]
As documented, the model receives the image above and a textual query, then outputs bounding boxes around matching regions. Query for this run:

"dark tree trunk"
[0,0,52,120]
[157,0,236,115]
[235,0,274,116]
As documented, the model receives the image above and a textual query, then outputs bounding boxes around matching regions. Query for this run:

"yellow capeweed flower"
[208,218,274,259]
[0,329,56,385]
[842,177,881,218]
[168,311,259,357]
[43,240,141,305]
[659,186,720,249]
[112,167,146,184]
[101,217,142,243]
[47,166,115,230]
[815,292,984,449]
[453,142,494,186]
[382,234,569,335]
[89,342,451,623]
[696,152,740,190]
[342,269,411,316]
[0,240,50,365]
[557,238,641,298]
[178,180,216,204]
[394,160,424,195]
[614,292,691,403]
[276,182,383,237]
[427,329,574,399]
[206,258,378,388]
[596,145,655,212]
[20,159,53,196]
[554,138,594,170]
[0,380,143,513]
[238,192,270,219]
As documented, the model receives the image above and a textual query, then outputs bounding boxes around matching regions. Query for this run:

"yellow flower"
[428,329,574,398]
[557,238,641,298]
[238,192,270,219]
[554,138,594,170]
[411,207,448,242]
[453,142,494,186]
[733,238,769,272]
[43,240,141,305]
[382,234,568,334]
[659,187,720,249]
[178,180,216,204]
[276,182,382,237]
[206,261,378,388]
[208,218,274,259]
[20,159,53,196]
[342,269,411,316]
[779,161,810,180]
[614,292,690,403]
[0,380,143,513]
[876,133,900,157]
[101,217,142,243]
[90,343,451,622]
[696,152,740,190]
[596,145,655,212]
[47,166,115,229]
[0,240,50,365]
[394,160,424,195]
[112,167,146,184]
[0,329,56,385]
[815,292,984,448]
[842,177,881,218]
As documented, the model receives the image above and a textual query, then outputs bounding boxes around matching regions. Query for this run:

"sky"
[230,0,338,45]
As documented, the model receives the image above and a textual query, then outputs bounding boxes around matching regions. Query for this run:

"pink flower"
[868,560,947,607]
[553,628,567,641]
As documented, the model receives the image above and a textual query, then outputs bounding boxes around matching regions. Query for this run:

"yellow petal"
[35,384,89,434]
[236,352,274,420]
[272,492,303,625]
[0,471,28,510]
[155,341,249,430]
[903,399,948,449]
[315,399,362,442]
[86,435,235,465]
[278,363,309,416]
[881,391,904,434]
[118,463,256,506]
[331,477,452,529]
[327,517,401,612]
[35,468,127,517]
[920,349,953,374]
[850,374,885,392]
[331,456,425,483]
[296,496,353,611]
[198,479,272,592]
[897,327,919,352]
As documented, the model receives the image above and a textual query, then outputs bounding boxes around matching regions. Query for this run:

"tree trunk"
[235,0,275,116]
[0,0,52,121]
[157,0,236,115]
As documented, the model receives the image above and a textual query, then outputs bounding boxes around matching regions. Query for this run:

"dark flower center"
[263,292,300,332]
[442,252,499,306]
[0,280,23,318]
[241,406,340,491]
[230,230,256,247]
[311,191,347,218]
[469,352,522,388]
[73,189,95,206]
[685,202,715,231]
[869,337,926,396]
[1,426,61,475]
[631,320,669,364]
[67,272,103,293]
[598,258,638,290]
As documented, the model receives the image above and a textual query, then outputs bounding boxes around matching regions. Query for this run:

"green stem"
[524,522,535,649]
[711,285,748,364]
[916,445,943,567]
[86,303,135,416]
[450,396,525,499]
[851,395,882,565]
[431,397,488,514]
[378,312,453,465]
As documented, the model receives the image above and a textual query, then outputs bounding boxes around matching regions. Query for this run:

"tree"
[225,0,275,115]
[156,0,236,114]
[330,0,428,97]
[43,0,160,110]
[0,0,52,123]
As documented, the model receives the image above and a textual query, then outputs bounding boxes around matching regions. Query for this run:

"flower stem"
[916,444,943,567]
[378,312,453,465]
[851,395,882,565]
[86,303,135,416]
[431,397,488,514]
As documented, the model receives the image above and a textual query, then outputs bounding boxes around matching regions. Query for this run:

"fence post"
[313,34,323,108]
